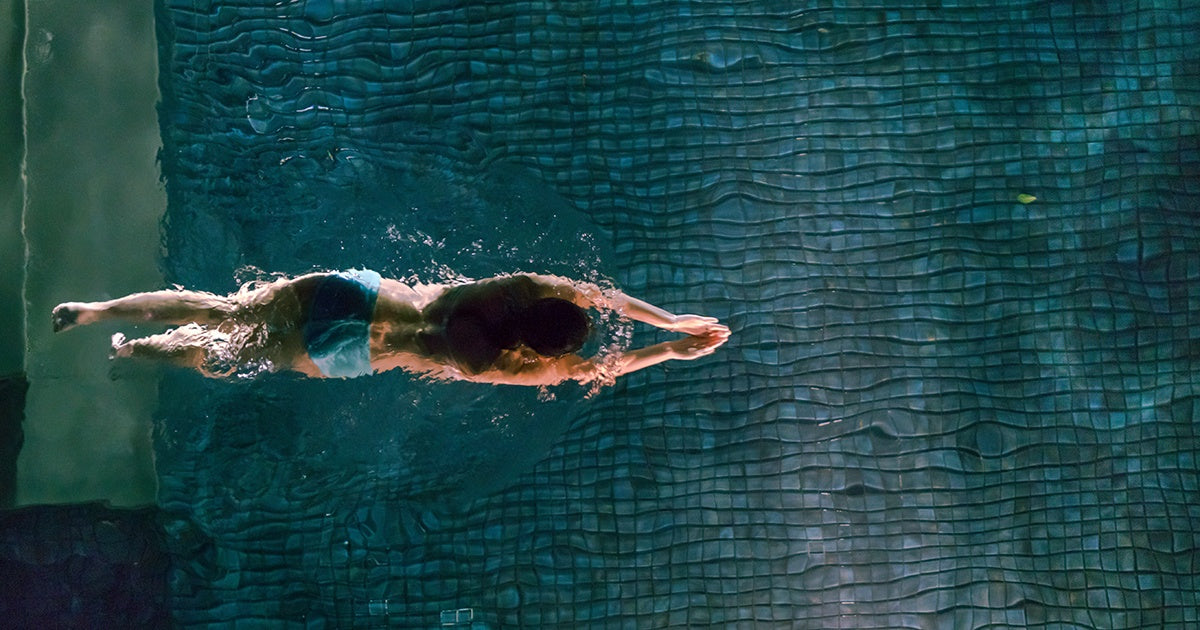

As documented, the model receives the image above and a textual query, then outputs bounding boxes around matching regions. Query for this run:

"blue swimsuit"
[303,269,382,378]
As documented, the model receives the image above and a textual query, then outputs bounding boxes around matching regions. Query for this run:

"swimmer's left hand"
[669,314,729,337]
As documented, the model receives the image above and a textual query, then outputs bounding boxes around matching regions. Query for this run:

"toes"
[109,333,131,358]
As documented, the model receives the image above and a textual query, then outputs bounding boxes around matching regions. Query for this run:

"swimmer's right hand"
[668,314,729,336]
[669,330,729,360]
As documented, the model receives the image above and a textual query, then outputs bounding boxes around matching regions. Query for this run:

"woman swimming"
[51,271,730,385]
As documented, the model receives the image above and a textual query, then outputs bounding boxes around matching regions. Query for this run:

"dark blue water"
[152,0,1199,627]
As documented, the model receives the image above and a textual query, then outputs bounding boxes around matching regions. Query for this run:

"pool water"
[8,0,1200,627]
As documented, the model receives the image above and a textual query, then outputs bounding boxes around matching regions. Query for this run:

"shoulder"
[377,278,442,309]
[468,349,594,386]
[433,275,541,311]
[485,273,542,295]
[510,273,608,310]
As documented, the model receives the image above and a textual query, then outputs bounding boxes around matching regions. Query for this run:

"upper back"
[421,275,545,373]
[424,274,542,326]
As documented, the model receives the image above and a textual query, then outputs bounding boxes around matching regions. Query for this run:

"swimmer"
[51,271,730,385]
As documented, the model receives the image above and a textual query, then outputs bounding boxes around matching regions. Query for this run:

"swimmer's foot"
[110,333,132,358]
[52,302,97,333]
[52,304,79,332]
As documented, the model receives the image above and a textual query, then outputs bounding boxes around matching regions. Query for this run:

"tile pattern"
[155,0,1200,627]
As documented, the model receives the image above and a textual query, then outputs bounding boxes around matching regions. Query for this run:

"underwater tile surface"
[154,0,1199,627]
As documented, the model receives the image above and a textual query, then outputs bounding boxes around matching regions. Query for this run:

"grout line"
[18,0,29,377]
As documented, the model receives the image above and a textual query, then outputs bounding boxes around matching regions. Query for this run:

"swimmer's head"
[518,297,591,357]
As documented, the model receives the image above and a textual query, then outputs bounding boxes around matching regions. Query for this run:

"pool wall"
[151,0,1200,627]
[0,0,24,508]
[14,0,163,507]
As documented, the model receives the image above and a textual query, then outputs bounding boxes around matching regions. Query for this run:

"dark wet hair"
[428,280,591,374]
[516,298,591,357]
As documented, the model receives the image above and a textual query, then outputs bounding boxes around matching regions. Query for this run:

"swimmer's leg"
[53,289,237,332]
[112,329,202,365]
[53,274,325,333]
[110,325,227,377]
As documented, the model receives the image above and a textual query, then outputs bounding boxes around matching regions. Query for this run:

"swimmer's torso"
[367,279,445,369]
[271,272,563,379]
[365,275,553,379]
[250,273,446,378]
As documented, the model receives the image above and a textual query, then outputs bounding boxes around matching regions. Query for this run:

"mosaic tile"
[142,0,1200,626]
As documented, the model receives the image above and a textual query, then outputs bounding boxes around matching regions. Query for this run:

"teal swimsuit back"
[303,269,382,378]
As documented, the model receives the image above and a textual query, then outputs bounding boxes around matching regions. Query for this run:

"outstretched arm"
[609,333,724,377]
[460,329,730,387]
[456,352,595,387]
[521,273,729,336]
[609,294,726,336]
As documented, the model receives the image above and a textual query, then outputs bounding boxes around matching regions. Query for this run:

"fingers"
[674,328,730,360]
[693,329,730,345]
[673,314,730,336]
[698,326,730,343]
[679,343,717,359]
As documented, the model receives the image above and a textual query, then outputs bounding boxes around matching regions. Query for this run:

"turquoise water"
[7,0,1200,627]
